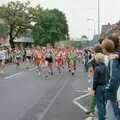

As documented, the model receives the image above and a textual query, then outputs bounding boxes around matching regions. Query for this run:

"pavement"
[0,63,94,120]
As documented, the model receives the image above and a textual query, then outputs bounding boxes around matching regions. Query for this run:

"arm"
[88,66,94,78]
[106,60,119,90]
[109,54,119,60]
[87,59,95,77]
[93,67,99,91]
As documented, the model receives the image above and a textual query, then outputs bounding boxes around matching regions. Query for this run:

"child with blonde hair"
[91,52,107,120]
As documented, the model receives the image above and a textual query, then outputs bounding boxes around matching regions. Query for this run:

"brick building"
[100,22,120,39]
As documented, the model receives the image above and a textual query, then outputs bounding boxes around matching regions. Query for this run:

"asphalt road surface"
[0,64,91,120]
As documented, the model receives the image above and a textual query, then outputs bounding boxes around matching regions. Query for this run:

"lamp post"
[87,18,96,37]
[98,0,100,36]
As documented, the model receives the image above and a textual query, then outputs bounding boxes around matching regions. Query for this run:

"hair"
[94,44,103,53]
[101,38,115,53]
[108,34,120,51]
[99,38,105,44]
[95,53,105,64]
[84,49,88,54]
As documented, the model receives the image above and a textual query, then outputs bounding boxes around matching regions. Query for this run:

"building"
[100,22,120,39]
[14,37,33,48]
[55,40,73,48]
[73,35,89,42]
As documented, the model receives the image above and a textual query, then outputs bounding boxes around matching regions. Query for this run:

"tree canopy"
[32,8,69,46]
[0,1,69,47]
[0,23,9,38]
[0,1,34,48]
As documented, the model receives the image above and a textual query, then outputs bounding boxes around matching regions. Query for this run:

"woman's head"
[101,38,115,54]
[94,44,103,53]
[108,34,120,51]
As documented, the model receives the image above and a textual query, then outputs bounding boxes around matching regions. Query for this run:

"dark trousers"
[111,100,120,120]
[96,86,106,120]
[106,100,120,120]
[84,60,88,72]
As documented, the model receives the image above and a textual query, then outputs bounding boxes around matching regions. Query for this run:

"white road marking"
[4,71,24,80]
[73,93,90,112]
[74,93,90,101]
[85,117,96,120]
[74,89,88,93]
[73,100,88,112]
[38,77,69,120]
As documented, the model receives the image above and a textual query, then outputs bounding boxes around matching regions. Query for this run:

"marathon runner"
[67,48,77,75]
[44,46,54,77]
[15,48,22,67]
[0,47,6,74]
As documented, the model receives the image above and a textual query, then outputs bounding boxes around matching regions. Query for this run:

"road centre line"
[38,75,69,120]
[4,71,24,80]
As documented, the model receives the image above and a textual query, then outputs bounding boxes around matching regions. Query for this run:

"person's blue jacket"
[93,63,107,91]
[106,59,120,101]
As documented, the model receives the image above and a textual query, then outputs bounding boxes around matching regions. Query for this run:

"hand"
[109,54,119,60]
[88,75,91,79]
[90,90,95,96]
[118,100,120,109]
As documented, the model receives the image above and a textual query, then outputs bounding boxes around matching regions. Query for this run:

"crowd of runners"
[0,45,86,76]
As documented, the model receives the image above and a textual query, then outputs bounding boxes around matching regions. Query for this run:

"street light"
[87,18,96,37]
[98,0,100,36]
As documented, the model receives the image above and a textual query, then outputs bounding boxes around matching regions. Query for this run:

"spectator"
[91,53,107,120]
[102,38,120,120]
[87,44,103,116]
[84,49,89,72]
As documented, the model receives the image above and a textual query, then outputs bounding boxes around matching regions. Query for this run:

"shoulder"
[110,59,120,65]
[95,65,102,72]
[110,59,120,69]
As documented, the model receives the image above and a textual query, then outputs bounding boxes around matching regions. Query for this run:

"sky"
[0,0,120,39]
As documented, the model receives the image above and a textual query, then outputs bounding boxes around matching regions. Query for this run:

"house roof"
[14,37,33,43]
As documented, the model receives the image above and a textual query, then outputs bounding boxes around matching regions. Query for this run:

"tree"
[32,9,69,46]
[81,35,88,39]
[74,41,82,48]
[0,23,9,38]
[50,9,69,40]
[0,1,33,48]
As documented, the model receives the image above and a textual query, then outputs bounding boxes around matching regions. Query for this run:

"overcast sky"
[0,0,120,39]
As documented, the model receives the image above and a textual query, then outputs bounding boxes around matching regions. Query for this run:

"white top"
[0,50,6,60]
[26,49,31,56]
[104,55,109,67]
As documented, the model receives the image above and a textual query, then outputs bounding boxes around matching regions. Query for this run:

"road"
[0,64,91,120]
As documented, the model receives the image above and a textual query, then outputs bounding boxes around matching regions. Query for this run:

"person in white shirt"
[0,47,6,73]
